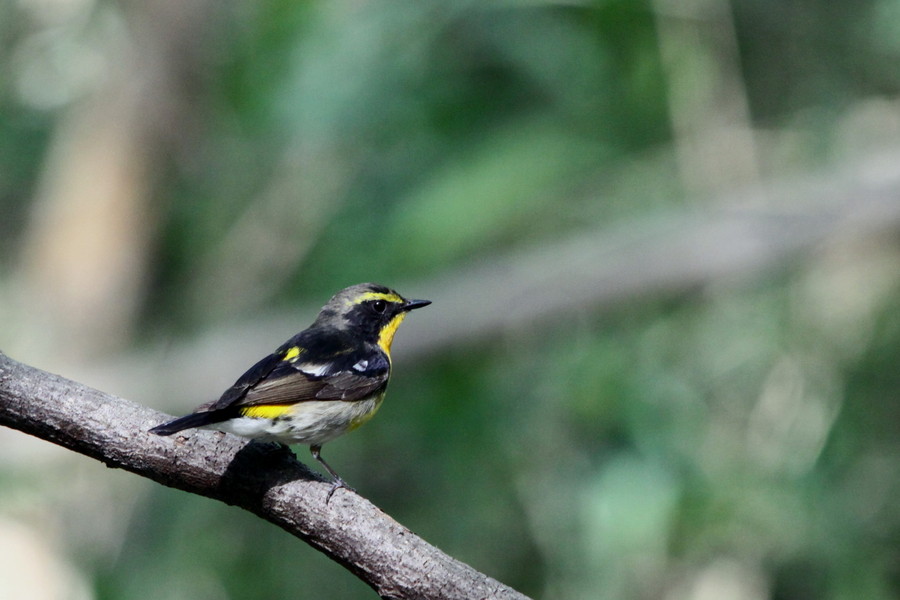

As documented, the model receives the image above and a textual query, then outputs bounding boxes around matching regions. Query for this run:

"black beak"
[403,299,431,311]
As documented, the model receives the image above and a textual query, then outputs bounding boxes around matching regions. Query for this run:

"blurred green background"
[1,0,899,599]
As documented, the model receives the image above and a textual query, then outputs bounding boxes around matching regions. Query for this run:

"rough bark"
[0,352,530,600]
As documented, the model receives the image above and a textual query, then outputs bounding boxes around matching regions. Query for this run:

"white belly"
[212,395,384,446]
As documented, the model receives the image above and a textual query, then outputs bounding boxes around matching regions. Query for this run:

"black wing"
[239,349,390,405]
[150,332,390,436]
[204,325,391,410]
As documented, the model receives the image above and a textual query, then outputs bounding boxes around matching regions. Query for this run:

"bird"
[150,282,430,500]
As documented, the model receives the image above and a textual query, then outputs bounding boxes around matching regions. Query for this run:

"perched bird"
[150,283,430,500]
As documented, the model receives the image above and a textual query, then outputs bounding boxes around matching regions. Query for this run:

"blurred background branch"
[73,149,900,409]
[653,0,761,196]
[12,0,218,358]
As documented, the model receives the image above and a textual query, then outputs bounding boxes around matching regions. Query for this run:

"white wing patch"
[298,363,331,377]
[352,359,369,372]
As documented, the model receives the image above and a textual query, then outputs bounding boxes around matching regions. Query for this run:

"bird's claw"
[325,477,354,503]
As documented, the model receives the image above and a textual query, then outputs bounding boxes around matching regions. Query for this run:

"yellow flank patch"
[241,404,293,419]
[282,346,302,362]
[377,312,407,356]
[351,291,403,305]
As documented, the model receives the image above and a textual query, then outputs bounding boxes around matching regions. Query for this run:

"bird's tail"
[149,411,225,436]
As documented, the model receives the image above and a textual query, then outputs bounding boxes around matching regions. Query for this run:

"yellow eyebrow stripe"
[241,405,294,419]
[351,291,403,305]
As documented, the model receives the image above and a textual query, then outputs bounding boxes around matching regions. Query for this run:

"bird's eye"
[371,300,387,313]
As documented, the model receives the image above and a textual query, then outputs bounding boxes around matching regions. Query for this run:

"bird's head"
[314,283,430,353]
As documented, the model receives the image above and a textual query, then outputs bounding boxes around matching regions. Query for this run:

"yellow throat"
[377,312,408,356]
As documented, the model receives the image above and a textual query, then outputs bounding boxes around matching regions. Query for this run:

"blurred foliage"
[1,0,899,599]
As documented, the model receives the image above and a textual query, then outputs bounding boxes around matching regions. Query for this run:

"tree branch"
[0,351,530,600]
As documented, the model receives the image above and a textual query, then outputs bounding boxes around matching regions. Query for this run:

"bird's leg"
[310,444,353,502]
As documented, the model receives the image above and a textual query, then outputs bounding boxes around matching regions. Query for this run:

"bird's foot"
[326,476,355,503]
